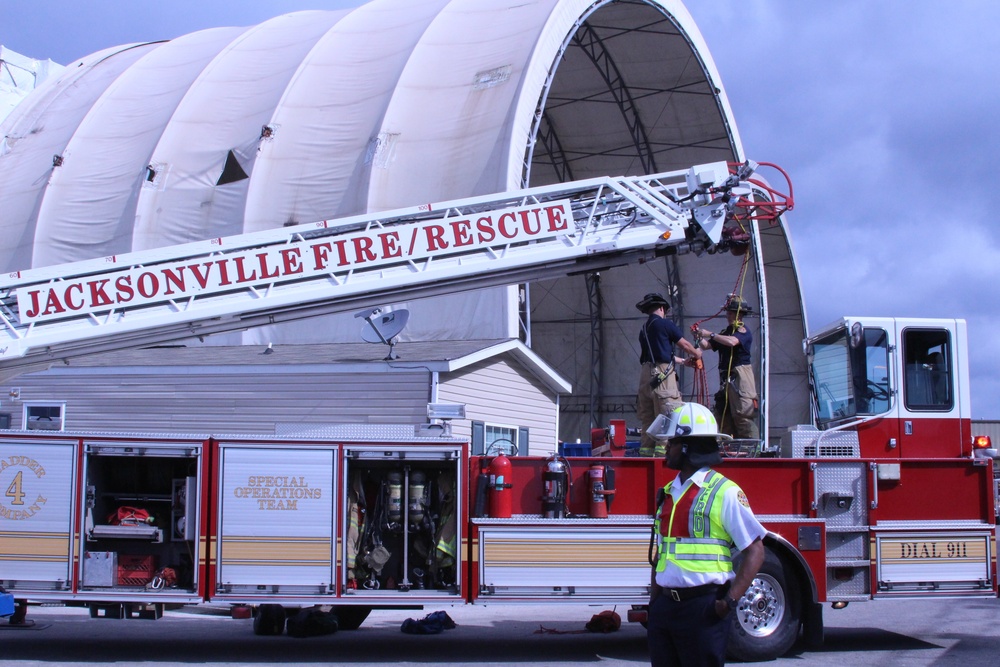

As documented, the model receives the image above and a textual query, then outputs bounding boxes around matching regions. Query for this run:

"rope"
[688,249,754,418]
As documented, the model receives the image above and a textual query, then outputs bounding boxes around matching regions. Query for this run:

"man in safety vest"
[647,403,765,667]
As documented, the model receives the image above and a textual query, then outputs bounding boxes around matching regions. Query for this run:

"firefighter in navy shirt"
[697,295,759,440]
[636,292,701,457]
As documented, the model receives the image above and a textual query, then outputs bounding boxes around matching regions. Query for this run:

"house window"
[24,403,65,431]
[472,421,529,456]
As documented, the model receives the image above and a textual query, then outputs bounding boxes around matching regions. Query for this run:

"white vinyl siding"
[439,358,559,456]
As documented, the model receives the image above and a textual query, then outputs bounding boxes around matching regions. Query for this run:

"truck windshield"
[809,325,891,428]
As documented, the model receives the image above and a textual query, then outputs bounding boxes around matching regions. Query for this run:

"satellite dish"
[356,307,409,359]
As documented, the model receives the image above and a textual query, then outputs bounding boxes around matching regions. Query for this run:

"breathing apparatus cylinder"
[387,470,403,524]
[542,455,569,518]
[488,454,513,519]
[408,470,427,526]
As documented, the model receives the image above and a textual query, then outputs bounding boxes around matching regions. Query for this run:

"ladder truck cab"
[806,316,975,459]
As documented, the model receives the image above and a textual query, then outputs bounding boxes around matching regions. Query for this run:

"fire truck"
[0,161,995,661]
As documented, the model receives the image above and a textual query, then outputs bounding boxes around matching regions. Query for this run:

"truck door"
[0,434,77,594]
[895,324,966,457]
[213,441,338,599]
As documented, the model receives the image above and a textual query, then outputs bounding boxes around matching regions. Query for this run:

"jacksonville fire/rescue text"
[17,201,572,323]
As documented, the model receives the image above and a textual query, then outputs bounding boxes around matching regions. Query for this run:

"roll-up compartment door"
[0,435,77,591]
[215,443,337,597]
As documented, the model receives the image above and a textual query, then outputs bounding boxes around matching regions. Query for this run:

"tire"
[332,606,371,630]
[726,548,801,662]
[253,603,286,636]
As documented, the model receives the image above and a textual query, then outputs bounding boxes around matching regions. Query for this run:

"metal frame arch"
[570,19,658,176]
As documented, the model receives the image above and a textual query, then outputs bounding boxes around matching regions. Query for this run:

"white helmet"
[649,403,732,442]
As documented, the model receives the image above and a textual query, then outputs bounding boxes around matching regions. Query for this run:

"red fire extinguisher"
[588,463,616,518]
[488,454,513,519]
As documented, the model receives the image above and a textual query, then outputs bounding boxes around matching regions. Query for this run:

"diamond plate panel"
[787,427,860,458]
[815,461,868,528]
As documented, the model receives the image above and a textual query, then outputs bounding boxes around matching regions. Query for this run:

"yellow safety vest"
[652,471,736,575]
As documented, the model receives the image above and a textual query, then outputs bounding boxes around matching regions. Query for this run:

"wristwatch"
[709,333,716,340]
[725,595,738,611]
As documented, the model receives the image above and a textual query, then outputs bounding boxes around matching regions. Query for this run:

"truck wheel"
[253,604,286,636]
[332,606,371,630]
[727,549,801,662]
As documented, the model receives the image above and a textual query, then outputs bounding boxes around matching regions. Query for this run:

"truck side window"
[902,328,953,410]
[852,328,891,415]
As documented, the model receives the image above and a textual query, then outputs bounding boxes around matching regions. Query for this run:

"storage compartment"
[80,441,202,593]
[343,446,462,596]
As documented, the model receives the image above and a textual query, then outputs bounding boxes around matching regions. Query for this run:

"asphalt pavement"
[1,595,997,666]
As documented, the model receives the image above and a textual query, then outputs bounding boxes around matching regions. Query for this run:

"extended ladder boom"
[0,160,787,371]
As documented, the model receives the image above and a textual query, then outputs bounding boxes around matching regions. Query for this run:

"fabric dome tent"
[0,0,808,443]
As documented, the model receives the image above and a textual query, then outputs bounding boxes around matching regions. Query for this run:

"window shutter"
[517,427,529,457]
[472,421,485,455]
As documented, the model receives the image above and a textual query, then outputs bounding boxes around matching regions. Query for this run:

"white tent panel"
[245,0,451,229]
[133,11,347,250]
[240,286,518,347]
[0,47,69,139]
[247,0,530,345]
[0,43,159,272]
[32,28,247,267]
[368,0,560,210]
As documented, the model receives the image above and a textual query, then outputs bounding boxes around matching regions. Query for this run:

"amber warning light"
[973,435,992,449]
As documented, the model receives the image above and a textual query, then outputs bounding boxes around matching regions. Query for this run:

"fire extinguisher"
[588,463,616,518]
[488,454,513,519]
[542,454,570,518]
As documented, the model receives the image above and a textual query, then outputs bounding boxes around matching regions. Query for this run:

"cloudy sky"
[4,1,1000,417]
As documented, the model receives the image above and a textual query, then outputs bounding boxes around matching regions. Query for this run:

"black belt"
[663,583,718,602]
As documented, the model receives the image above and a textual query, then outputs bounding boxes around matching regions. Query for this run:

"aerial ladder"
[0,160,790,374]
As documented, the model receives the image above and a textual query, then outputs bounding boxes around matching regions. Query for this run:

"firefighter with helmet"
[697,295,759,440]
[647,402,765,667]
[635,292,702,457]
